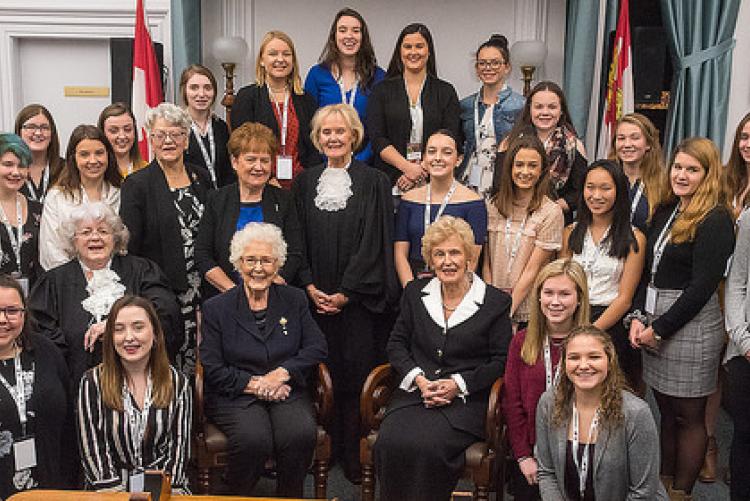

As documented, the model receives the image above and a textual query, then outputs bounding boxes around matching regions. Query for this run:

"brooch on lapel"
[280,317,288,335]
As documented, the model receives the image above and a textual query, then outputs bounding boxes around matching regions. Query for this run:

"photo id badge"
[13,437,36,471]
[276,156,293,180]
[406,142,422,162]
[645,284,658,315]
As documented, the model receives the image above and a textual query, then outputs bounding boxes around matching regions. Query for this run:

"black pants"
[207,394,317,498]
[508,458,541,500]
[727,355,750,501]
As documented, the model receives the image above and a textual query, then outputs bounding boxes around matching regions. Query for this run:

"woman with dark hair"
[497,81,587,225]
[39,125,123,270]
[367,23,461,193]
[0,134,43,289]
[13,104,65,203]
[561,160,645,390]
[98,103,147,178]
[535,326,667,500]
[458,35,524,198]
[305,8,385,164]
[394,129,485,287]
[725,111,750,219]
[629,137,734,498]
[484,134,563,326]
[77,295,192,493]
[0,274,69,498]
[180,64,234,188]
[232,31,319,188]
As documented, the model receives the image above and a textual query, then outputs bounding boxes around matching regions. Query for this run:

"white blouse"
[572,228,624,306]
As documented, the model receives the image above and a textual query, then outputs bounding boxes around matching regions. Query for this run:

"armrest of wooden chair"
[359,363,397,435]
[194,359,206,433]
[314,362,334,428]
[485,377,504,451]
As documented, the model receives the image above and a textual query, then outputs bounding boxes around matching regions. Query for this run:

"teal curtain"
[660,0,740,155]
[171,0,202,97]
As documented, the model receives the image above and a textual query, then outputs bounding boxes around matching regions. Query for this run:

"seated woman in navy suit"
[199,222,327,497]
[374,215,513,501]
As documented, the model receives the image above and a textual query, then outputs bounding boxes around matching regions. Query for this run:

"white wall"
[725,0,750,159]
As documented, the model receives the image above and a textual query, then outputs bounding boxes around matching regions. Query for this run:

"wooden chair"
[193,360,333,498]
[359,363,506,501]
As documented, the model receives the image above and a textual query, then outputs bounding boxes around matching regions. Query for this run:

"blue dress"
[304,63,386,163]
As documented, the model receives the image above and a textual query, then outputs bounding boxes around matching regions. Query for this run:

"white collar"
[421,272,486,329]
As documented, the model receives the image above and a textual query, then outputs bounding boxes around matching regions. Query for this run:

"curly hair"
[550,325,628,429]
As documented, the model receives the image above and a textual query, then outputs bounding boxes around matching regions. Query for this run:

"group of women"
[0,5,748,501]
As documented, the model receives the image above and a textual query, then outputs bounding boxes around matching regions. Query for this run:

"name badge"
[14,437,36,471]
[406,143,422,162]
[276,156,293,180]
[468,162,482,188]
[128,470,145,492]
[645,284,658,316]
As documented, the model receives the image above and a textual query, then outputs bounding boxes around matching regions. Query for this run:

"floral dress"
[171,186,204,375]
[0,200,42,286]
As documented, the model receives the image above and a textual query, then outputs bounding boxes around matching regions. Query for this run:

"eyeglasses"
[241,256,277,267]
[21,124,51,134]
[0,307,25,319]
[75,227,112,239]
[476,59,505,69]
[150,130,187,144]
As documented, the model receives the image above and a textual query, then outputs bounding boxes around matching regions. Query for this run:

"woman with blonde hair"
[535,325,667,500]
[502,258,589,499]
[232,31,319,188]
[628,137,734,498]
[609,112,666,230]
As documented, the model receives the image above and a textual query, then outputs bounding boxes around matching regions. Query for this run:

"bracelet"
[517,456,533,464]
[623,310,648,330]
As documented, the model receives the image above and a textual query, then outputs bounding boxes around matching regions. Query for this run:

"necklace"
[442,303,457,312]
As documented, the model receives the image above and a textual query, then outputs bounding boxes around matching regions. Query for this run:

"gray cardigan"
[535,390,668,500]
[724,212,750,363]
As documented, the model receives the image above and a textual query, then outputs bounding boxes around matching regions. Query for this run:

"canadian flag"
[596,0,634,159]
[132,0,163,160]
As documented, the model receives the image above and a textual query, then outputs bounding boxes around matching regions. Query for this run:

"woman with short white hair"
[120,102,213,375]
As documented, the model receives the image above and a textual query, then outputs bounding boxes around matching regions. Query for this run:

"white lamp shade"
[212,36,249,64]
[511,40,547,67]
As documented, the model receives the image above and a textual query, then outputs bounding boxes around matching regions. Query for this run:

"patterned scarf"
[545,125,578,194]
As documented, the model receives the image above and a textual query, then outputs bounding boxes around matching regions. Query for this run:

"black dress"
[0,199,42,286]
[184,115,235,189]
[0,333,68,499]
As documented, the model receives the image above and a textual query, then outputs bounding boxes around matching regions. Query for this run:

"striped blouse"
[76,365,192,493]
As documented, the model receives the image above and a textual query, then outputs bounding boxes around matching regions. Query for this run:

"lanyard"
[0,349,33,433]
[25,164,49,203]
[582,226,611,278]
[504,213,528,273]
[337,77,358,107]
[572,403,599,499]
[191,120,217,188]
[423,180,458,237]
[651,205,679,283]
[543,337,561,390]
[473,92,496,149]
[269,89,290,155]
[630,181,644,223]
[0,194,23,273]
[122,374,153,468]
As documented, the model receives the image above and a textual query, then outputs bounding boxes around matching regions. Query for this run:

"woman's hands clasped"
[246,367,292,401]
[415,374,460,407]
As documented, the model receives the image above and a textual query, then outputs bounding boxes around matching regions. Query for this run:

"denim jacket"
[457,86,525,180]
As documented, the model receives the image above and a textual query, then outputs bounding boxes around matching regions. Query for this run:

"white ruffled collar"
[79,260,125,322]
[314,164,353,212]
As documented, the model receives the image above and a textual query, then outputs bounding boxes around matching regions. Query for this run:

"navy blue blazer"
[200,283,327,409]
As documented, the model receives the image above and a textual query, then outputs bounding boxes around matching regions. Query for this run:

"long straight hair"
[489,134,550,218]
[386,23,437,78]
[568,160,638,259]
[100,295,174,411]
[255,31,304,95]
[319,8,378,90]
[97,102,144,166]
[13,104,64,182]
[725,112,750,211]
[57,125,123,198]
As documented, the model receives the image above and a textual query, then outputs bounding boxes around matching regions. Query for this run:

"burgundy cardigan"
[501,329,562,460]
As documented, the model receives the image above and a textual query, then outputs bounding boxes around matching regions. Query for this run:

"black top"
[28,254,183,387]
[0,199,42,285]
[119,159,213,292]
[200,283,327,410]
[564,440,596,501]
[184,115,235,189]
[194,182,303,297]
[292,160,398,313]
[367,75,461,185]
[0,333,69,499]
[231,83,320,169]
[633,201,734,338]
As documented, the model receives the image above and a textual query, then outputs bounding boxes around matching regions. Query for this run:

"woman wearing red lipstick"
[77,295,191,494]
[628,137,734,498]
[0,134,42,288]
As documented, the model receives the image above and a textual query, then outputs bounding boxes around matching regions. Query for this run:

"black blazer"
[184,115,236,188]
[119,159,212,292]
[386,277,512,438]
[231,83,320,169]
[367,75,462,184]
[195,182,303,297]
[200,283,327,410]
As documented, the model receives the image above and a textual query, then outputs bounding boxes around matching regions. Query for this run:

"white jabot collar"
[421,272,486,330]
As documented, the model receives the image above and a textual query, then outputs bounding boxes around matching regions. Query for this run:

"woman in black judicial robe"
[292,103,395,482]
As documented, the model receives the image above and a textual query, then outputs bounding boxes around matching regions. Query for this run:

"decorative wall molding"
[0,1,171,131]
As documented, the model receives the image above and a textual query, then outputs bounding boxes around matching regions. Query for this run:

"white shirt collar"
[421,272,486,329]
